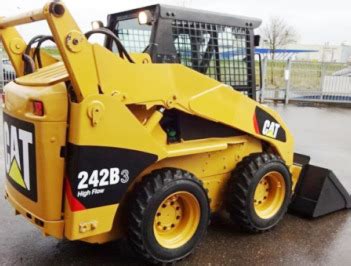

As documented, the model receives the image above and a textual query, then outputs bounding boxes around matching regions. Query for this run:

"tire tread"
[128,168,208,264]
[227,153,290,233]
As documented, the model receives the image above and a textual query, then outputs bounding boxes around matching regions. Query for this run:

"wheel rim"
[253,171,286,219]
[153,191,200,249]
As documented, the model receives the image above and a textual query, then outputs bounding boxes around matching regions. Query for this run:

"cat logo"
[253,106,286,142]
[262,120,281,139]
[3,113,37,201]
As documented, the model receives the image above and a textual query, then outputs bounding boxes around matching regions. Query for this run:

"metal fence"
[0,52,16,91]
[260,58,351,104]
[1,70,16,88]
[1,52,351,105]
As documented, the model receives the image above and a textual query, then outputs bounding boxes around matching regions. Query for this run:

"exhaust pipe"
[289,153,351,218]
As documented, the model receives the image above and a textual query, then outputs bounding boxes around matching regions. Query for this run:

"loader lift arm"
[0,1,96,101]
[0,21,59,77]
[0,27,27,76]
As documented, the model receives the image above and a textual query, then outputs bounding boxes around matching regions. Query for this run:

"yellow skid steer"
[0,1,349,263]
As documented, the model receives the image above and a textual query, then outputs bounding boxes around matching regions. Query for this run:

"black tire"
[226,153,292,233]
[127,168,210,264]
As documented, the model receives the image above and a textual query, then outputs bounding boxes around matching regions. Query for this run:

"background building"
[287,43,351,62]
[258,42,351,63]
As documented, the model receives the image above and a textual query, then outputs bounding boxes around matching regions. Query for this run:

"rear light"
[33,101,44,116]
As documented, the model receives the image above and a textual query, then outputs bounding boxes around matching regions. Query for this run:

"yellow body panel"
[290,164,303,191]
[90,44,293,164]
[0,1,301,244]
[68,95,167,156]
[3,81,67,237]
[146,136,262,211]
[16,62,68,86]
[4,119,67,220]
[64,198,119,240]
[5,187,64,239]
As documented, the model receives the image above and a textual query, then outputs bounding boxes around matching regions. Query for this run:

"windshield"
[113,18,152,53]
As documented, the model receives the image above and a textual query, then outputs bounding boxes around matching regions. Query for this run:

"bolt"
[162,204,167,208]
[176,216,180,220]
[91,222,97,230]
[171,224,175,228]
[163,226,167,231]
[157,212,161,217]
[176,207,180,211]
[157,222,161,226]
[72,38,79,45]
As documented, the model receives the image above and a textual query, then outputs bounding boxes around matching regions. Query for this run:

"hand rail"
[0,1,103,102]
[0,9,45,29]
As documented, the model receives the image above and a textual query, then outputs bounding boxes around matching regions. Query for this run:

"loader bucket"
[289,154,351,218]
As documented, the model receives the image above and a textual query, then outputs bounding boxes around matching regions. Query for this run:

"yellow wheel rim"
[254,171,286,219]
[153,191,200,249]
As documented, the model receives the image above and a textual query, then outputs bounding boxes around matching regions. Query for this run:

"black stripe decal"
[67,143,158,209]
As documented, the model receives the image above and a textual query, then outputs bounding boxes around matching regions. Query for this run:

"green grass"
[43,47,60,57]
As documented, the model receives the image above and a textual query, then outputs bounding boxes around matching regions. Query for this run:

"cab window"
[113,18,152,53]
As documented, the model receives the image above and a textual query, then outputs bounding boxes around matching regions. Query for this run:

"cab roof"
[108,4,262,29]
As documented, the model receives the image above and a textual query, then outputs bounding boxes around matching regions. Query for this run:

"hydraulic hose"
[24,35,56,73]
[85,28,135,63]
[33,36,55,68]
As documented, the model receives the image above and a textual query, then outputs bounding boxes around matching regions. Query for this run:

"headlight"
[138,10,153,25]
[91,20,104,30]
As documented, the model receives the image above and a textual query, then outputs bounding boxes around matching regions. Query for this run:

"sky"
[0,0,350,45]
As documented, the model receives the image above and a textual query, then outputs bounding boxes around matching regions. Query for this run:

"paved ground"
[0,104,351,265]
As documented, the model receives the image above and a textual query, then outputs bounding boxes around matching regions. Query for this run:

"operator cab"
[105,4,262,99]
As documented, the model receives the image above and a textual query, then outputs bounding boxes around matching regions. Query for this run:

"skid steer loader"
[0,2,350,264]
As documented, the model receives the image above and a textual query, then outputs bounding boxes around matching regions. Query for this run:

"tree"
[260,17,298,84]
